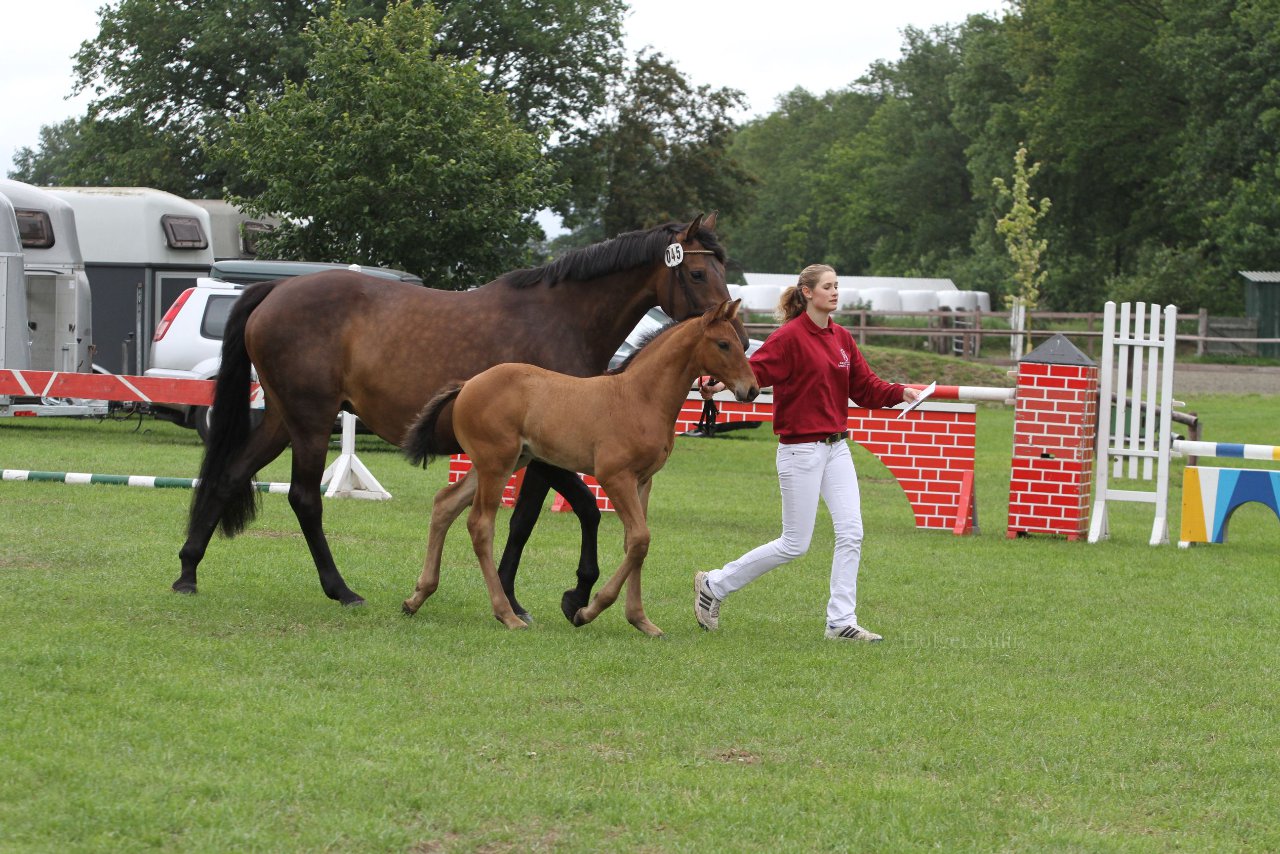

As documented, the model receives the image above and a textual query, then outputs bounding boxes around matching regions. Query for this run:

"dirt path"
[1173,364,1280,396]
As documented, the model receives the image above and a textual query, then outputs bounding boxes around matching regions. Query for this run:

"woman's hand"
[902,386,921,404]
[698,376,726,400]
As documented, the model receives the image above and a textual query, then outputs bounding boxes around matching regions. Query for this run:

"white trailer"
[0,192,30,371]
[45,187,213,375]
[188,199,276,261]
[0,180,106,418]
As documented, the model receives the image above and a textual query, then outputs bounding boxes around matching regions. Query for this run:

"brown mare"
[176,215,744,612]
[402,299,759,635]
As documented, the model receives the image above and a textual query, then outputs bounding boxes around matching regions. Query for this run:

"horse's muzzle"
[735,385,760,403]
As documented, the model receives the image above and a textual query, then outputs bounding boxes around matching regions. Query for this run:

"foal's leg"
[622,479,662,636]
[287,418,365,606]
[174,413,290,595]
[572,473,662,636]
[402,469,477,616]
[468,469,530,630]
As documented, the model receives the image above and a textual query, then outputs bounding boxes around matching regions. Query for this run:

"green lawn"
[2,395,1277,852]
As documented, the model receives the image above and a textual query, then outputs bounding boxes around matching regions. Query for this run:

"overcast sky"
[1,0,1003,175]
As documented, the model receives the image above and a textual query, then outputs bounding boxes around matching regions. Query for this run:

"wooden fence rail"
[743,308,1279,360]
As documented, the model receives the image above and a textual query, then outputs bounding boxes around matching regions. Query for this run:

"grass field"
[2,390,1278,852]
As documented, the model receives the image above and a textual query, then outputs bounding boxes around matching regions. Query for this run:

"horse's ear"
[703,211,718,231]
[681,214,704,242]
[722,297,741,321]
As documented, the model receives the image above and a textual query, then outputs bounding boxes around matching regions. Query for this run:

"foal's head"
[697,299,759,402]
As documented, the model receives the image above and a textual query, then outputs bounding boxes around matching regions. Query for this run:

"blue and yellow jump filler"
[1178,441,1280,546]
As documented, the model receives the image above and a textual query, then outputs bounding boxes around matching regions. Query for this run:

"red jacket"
[750,313,903,443]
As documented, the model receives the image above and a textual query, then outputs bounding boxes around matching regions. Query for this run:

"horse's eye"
[717,340,729,350]
[691,269,705,282]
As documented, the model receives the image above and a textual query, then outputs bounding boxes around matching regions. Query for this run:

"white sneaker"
[825,624,883,643]
[693,571,721,631]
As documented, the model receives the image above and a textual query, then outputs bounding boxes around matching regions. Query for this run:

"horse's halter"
[662,239,719,321]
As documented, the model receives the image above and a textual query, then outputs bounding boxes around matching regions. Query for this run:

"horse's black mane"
[499,221,726,289]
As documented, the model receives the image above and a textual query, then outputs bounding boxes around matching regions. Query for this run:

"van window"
[162,214,209,249]
[15,209,54,249]
[201,294,239,339]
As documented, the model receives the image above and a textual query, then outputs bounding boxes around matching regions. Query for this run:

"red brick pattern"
[1006,363,1099,539]
[449,395,981,533]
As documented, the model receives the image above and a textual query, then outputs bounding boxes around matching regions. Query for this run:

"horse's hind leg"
[288,424,364,606]
[174,414,289,594]
[533,463,602,623]
[468,470,529,630]
[403,470,477,616]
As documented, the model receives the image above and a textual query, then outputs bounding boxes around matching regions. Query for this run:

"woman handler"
[694,264,917,642]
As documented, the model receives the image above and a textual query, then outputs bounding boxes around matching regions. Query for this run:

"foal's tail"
[189,280,280,539]
[403,383,464,467]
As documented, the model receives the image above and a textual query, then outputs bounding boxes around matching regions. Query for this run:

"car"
[144,260,422,440]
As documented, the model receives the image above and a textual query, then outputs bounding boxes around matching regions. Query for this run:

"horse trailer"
[45,187,213,374]
[188,199,276,261]
[0,179,95,375]
[0,190,30,372]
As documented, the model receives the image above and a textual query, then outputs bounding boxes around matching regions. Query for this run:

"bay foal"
[403,299,758,636]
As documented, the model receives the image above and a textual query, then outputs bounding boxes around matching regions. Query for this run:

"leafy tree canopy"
[213,2,558,284]
[553,52,755,241]
[10,0,624,197]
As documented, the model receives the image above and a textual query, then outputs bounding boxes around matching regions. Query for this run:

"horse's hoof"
[494,612,534,627]
[560,590,589,624]
[630,620,665,638]
[341,595,366,608]
[571,607,590,628]
[172,581,197,596]
[402,601,418,617]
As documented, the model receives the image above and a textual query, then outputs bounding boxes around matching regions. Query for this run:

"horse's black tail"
[188,280,280,539]
[403,383,464,467]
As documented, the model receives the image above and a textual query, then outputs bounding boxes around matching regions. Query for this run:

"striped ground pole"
[1173,440,1280,462]
[1,469,294,494]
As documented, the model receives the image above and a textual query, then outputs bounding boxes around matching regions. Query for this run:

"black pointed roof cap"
[1019,333,1095,366]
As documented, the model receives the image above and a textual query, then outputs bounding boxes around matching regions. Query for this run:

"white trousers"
[706,439,864,627]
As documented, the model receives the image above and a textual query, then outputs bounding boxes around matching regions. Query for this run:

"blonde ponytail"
[776,264,835,322]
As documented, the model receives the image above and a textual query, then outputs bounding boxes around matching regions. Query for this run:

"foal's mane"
[606,318,679,375]
[499,221,726,289]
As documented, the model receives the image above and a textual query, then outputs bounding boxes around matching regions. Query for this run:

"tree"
[9,115,193,193]
[993,145,1050,311]
[728,87,878,274]
[432,0,625,137]
[993,145,1051,358]
[554,52,754,239]
[212,3,558,284]
[11,0,625,196]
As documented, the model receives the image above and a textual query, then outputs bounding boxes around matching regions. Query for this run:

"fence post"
[1197,308,1208,357]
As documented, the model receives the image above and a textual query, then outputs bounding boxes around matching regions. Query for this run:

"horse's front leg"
[572,474,661,636]
[403,469,476,616]
[468,471,530,630]
[622,479,662,636]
